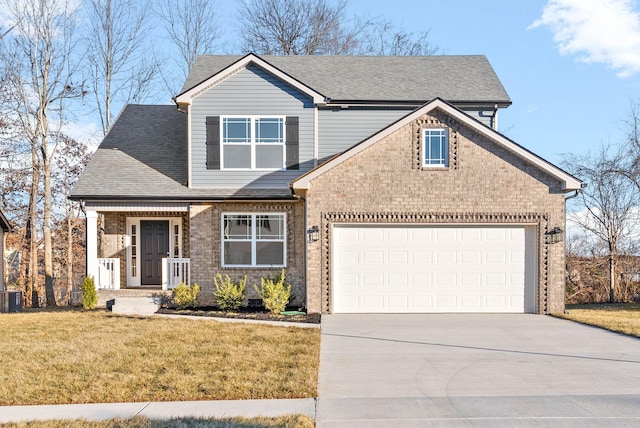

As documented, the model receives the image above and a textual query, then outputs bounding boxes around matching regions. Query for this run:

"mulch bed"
[157,306,321,324]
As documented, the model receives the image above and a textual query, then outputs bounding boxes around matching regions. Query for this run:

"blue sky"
[337,0,640,166]
[212,0,640,166]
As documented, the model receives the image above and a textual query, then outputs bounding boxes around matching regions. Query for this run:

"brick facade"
[303,111,567,314]
[189,201,306,307]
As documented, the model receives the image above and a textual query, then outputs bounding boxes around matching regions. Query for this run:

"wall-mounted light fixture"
[545,226,564,245]
[307,225,319,243]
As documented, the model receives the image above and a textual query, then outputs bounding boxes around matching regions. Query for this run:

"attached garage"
[332,225,537,313]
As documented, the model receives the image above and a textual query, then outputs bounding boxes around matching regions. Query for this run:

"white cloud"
[530,0,640,77]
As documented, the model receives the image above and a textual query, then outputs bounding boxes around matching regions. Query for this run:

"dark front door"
[141,220,169,286]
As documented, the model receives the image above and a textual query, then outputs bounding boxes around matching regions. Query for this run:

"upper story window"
[206,115,298,171]
[422,128,448,168]
[221,116,285,170]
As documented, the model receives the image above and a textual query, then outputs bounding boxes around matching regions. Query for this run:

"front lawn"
[0,310,320,405]
[557,303,640,338]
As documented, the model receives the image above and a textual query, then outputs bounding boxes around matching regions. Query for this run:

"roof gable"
[292,98,582,192]
[175,53,326,106]
[178,54,511,106]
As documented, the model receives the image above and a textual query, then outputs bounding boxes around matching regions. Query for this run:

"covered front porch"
[94,256,190,291]
[85,203,191,291]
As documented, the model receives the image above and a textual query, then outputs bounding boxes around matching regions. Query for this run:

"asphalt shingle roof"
[70,105,293,200]
[180,55,511,103]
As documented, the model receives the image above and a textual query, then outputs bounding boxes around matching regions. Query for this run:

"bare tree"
[156,0,221,93]
[54,135,91,304]
[237,0,438,56]
[564,145,639,303]
[355,19,438,56]
[238,0,354,55]
[85,0,158,135]
[0,0,85,306]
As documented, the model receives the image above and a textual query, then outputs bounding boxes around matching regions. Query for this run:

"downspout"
[491,104,499,130]
[562,188,582,313]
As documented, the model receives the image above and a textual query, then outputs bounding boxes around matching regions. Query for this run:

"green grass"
[0,415,314,428]
[557,303,640,338]
[0,310,320,405]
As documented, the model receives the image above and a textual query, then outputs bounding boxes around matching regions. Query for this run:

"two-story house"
[70,53,582,314]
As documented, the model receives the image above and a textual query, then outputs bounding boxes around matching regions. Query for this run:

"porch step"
[111,296,160,316]
[97,289,171,308]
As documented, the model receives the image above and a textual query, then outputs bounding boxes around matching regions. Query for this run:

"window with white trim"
[422,128,448,167]
[221,116,285,170]
[222,213,286,267]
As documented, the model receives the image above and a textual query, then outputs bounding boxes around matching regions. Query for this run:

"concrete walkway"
[0,399,316,423]
[316,314,640,427]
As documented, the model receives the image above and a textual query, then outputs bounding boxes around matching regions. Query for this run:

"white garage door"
[332,225,536,313]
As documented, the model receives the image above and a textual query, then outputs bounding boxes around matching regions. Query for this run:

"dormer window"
[221,116,285,170]
[422,128,448,168]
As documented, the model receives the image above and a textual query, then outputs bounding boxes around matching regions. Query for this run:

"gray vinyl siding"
[317,109,412,162]
[318,108,496,163]
[191,64,314,189]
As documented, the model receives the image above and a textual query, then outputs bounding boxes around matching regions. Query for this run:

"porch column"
[86,210,99,288]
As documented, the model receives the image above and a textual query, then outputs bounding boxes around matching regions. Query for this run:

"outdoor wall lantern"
[545,226,564,245]
[307,225,320,243]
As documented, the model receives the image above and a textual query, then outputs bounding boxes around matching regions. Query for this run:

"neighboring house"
[70,53,582,314]
[0,210,10,291]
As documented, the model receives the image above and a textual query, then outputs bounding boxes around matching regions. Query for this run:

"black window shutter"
[285,116,299,170]
[206,116,220,170]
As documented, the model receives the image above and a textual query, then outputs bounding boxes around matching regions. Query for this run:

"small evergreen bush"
[82,276,98,310]
[172,282,200,309]
[214,273,246,311]
[254,269,291,315]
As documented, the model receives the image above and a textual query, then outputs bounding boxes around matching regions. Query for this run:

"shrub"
[82,276,98,310]
[254,269,291,315]
[172,282,200,309]
[213,273,246,311]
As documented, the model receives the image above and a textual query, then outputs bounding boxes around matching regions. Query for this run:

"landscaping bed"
[157,306,321,324]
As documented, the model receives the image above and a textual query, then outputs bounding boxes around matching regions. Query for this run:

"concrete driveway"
[317,314,640,427]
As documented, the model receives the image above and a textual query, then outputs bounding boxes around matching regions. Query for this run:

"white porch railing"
[96,258,120,290]
[162,258,191,290]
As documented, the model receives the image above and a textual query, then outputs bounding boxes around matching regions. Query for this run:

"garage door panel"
[333,225,535,313]
[412,273,432,287]
[362,295,384,310]
[388,295,409,310]
[436,251,457,263]
[461,295,483,309]
[461,273,482,287]
[389,273,408,286]
[363,228,384,241]
[363,251,384,264]
[388,251,409,263]
[435,228,457,241]
[412,251,432,263]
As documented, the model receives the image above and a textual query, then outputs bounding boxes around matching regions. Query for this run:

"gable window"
[422,128,448,167]
[221,116,285,170]
[222,213,286,267]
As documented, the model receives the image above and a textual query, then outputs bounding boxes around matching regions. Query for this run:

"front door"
[140,220,169,286]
